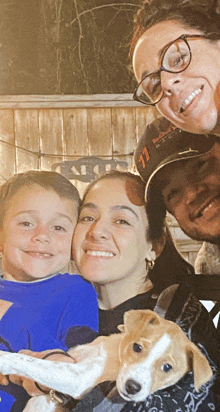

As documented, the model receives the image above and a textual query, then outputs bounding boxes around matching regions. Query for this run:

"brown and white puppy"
[115,310,213,401]
[0,310,213,411]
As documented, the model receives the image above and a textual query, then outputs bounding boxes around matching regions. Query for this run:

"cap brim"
[144,149,209,202]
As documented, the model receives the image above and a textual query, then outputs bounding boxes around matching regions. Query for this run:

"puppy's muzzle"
[125,379,141,395]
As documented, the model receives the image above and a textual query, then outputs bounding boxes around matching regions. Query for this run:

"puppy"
[0,310,213,411]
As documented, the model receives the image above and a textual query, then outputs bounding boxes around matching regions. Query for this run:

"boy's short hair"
[0,170,80,228]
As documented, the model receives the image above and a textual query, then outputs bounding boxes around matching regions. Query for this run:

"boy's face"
[0,185,78,282]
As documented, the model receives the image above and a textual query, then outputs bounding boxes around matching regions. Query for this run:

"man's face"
[155,143,220,242]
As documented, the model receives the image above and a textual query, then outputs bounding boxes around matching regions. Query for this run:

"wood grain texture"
[0,96,203,264]
[14,109,40,171]
[87,108,112,156]
[63,109,88,156]
[0,109,15,185]
[39,109,63,170]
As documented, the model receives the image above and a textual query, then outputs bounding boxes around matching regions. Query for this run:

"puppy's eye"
[133,343,143,353]
[162,363,173,373]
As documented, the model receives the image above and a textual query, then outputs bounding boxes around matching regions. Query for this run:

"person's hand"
[0,299,13,319]
[9,374,47,396]
[9,349,75,396]
[0,374,10,385]
[8,350,53,395]
[18,349,57,359]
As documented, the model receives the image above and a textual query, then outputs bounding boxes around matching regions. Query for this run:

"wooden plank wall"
[0,94,202,266]
[0,94,159,195]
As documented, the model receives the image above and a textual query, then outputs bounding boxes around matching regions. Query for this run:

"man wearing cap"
[135,117,220,246]
[135,116,220,332]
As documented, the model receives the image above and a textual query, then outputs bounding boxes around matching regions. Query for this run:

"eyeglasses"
[133,34,205,106]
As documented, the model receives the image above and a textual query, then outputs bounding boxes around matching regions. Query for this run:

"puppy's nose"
[125,379,141,395]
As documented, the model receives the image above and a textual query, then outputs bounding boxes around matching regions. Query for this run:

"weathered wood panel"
[0,95,202,267]
[0,94,146,108]
[175,239,203,265]
[0,109,15,185]
[112,107,136,170]
[39,109,64,170]
[14,109,40,172]
[0,109,14,144]
[63,109,88,156]
[87,108,112,157]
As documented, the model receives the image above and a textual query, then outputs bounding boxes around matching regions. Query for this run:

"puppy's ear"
[123,310,160,332]
[187,343,213,392]
[117,324,125,333]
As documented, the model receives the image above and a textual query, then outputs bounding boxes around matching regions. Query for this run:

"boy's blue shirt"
[0,273,98,411]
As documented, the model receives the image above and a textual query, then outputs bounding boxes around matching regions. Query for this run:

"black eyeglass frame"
[133,34,205,106]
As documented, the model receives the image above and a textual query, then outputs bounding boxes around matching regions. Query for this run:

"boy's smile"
[22,251,54,258]
[0,185,77,282]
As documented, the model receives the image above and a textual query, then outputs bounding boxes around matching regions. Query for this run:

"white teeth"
[86,250,114,257]
[203,202,213,214]
[181,87,202,111]
[28,252,51,257]
[206,203,212,210]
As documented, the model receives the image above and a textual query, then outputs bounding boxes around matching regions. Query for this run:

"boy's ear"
[0,230,3,253]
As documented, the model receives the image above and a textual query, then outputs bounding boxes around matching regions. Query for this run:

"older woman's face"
[72,178,153,285]
[133,20,220,135]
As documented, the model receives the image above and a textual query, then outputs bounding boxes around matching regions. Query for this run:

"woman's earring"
[148,260,155,270]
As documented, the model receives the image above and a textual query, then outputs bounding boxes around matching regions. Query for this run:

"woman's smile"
[133,20,220,134]
[180,85,203,113]
[85,249,115,258]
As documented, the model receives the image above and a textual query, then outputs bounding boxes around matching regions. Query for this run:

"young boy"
[0,170,98,412]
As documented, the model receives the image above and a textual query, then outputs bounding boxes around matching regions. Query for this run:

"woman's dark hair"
[81,170,145,205]
[149,226,195,291]
[146,183,167,242]
[130,0,220,59]
[0,170,80,228]
[146,177,195,288]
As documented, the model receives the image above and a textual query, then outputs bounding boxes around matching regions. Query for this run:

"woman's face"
[133,20,220,135]
[72,178,154,285]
